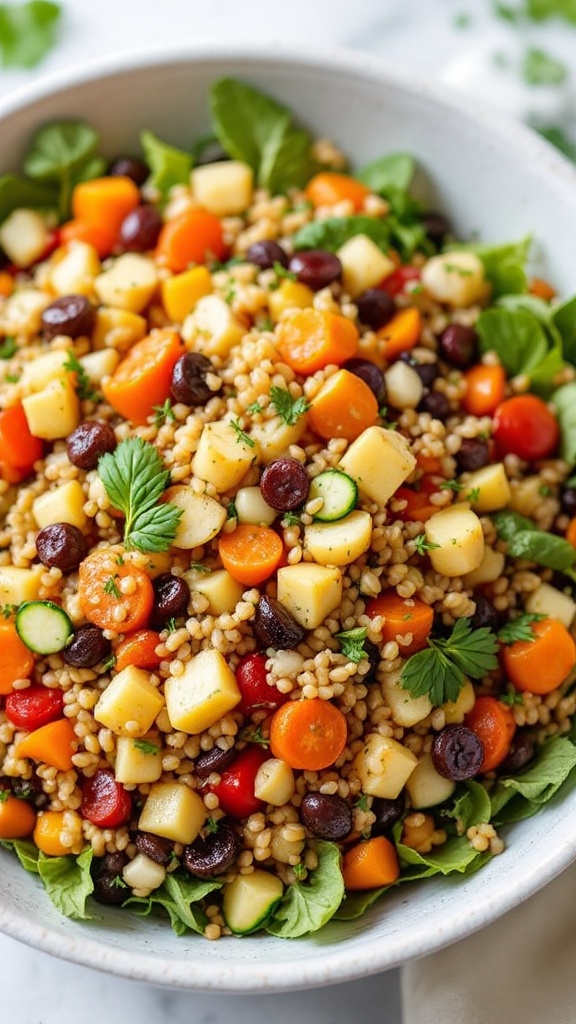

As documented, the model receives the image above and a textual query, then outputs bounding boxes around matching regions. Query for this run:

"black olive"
[246,240,289,270]
[108,157,149,185]
[254,596,306,650]
[151,573,190,624]
[362,639,381,683]
[431,725,484,780]
[470,596,499,632]
[456,438,490,474]
[194,744,236,780]
[35,522,87,573]
[300,792,353,841]
[182,818,240,878]
[41,294,95,340]
[499,733,535,775]
[370,795,405,835]
[133,831,174,865]
[91,850,129,906]
[288,250,342,292]
[170,352,218,406]
[10,774,48,809]
[343,358,385,399]
[63,624,111,669]
[439,324,477,370]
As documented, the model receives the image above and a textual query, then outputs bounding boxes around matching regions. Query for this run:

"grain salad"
[1,77,576,939]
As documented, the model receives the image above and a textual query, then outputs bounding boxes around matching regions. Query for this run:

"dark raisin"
[35,523,87,573]
[560,487,576,518]
[499,733,535,774]
[399,352,438,389]
[91,872,129,905]
[343,358,385,399]
[108,157,149,186]
[431,725,484,780]
[288,250,342,291]
[259,457,309,511]
[102,851,128,876]
[63,624,111,668]
[363,639,381,683]
[152,573,190,624]
[66,420,117,471]
[439,324,477,369]
[371,795,405,835]
[194,744,236,780]
[41,294,94,341]
[10,773,48,809]
[254,595,306,650]
[170,352,217,406]
[133,831,174,865]
[300,792,353,841]
[117,205,162,253]
[246,240,289,270]
[418,390,451,420]
[456,437,490,474]
[182,818,240,877]
[356,287,396,330]
[470,595,499,632]
[422,211,452,249]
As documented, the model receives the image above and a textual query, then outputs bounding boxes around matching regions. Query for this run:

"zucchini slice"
[308,469,358,522]
[15,600,74,654]
[222,869,284,934]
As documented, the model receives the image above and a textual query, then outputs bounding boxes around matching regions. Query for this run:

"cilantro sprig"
[98,437,182,553]
[497,612,547,645]
[400,618,499,706]
[64,350,99,402]
[269,385,310,426]
[336,626,368,664]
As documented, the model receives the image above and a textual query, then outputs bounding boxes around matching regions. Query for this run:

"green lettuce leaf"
[452,237,530,296]
[0,0,61,69]
[446,780,492,830]
[292,215,392,253]
[357,152,415,193]
[398,834,484,875]
[552,382,576,465]
[266,841,344,938]
[491,736,576,823]
[124,872,222,936]
[37,846,94,920]
[1,838,40,873]
[140,130,193,201]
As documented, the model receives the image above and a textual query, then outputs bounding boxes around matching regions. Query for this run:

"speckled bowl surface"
[1,43,576,993]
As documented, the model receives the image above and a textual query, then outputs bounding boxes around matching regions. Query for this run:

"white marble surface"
[2,2,576,1021]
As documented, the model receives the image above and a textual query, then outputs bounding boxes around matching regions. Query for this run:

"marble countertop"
[2,2,576,1021]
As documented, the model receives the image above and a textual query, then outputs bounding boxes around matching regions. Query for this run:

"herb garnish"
[0,337,17,360]
[0,0,61,70]
[226,498,238,520]
[98,437,182,553]
[63,350,98,402]
[400,618,499,706]
[134,739,160,755]
[103,576,121,599]
[152,399,175,426]
[269,385,310,426]
[336,626,368,663]
[229,418,255,448]
[412,534,440,556]
[497,612,547,644]
[246,400,264,415]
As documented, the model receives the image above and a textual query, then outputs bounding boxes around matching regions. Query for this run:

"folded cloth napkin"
[401,861,576,1024]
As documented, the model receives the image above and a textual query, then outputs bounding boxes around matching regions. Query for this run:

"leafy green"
[1,838,40,873]
[476,304,566,395]
[398,835,486,876]
[497,612,547,644]
[336,626,368,664]
[0,336,16,359]
[453,237,531,297]
[357,152,415,193]
[525,0,576,21]
[447,780,492,830]
[140,130,193,201]
[522,47,567,85]
[400,618,499,707]
[538,126,576,162]
[0,173,57,224]
[266,841,344,937]
[552,382,576,465]
[63,350,99,402]
[269,385,309,425]
[493,509,576,572]
[0,0,61,69]
[98,437,182,552]
[209,78,314,194]
[292,215,392,254]
[491,736,576,822]
[23,121,105,220]
[551,296,576,365]
[491,509,536,542]
[37,847,94,920]
[125,873,222,936]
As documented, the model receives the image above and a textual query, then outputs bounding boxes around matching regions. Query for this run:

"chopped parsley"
[246,399,264,415]
[269,385,310,426]
[229,417,255,447]
[103,575,121,599]
[227,498,238,520]
[413,534,440,556]
[133,739,160,755]
[0,336,17,359]
[336,626,368,663]
[497,612,547,645]
[400,617,499,706]
[63,350,99,402]
[151,398,175,426]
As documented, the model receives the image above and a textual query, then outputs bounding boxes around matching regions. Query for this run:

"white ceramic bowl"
[2,43,576,993]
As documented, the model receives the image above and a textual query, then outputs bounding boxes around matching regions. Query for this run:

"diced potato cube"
[138,781,207,844]
[462,547,505,588]
[49,241,101,297]
[182,294,244,358]
[460,463,511,513]
[405,753,456,809]
[268,280,314,320]
[191,160,254,217]
[508,475,547,518]
[0,208,49,268]
[254,758,295,806]
[421,251,488,307]
[165,648,241,734]
[382,668,432,727]
[250,414,307,464]
[114,735,163,784]
[163,486,226,549]
[79,348,120,383]
[192,420,255,492]
[276,563,342,629]
[94,665,165,737]
[144,550,172,579]
[353,732,417,799]
[525,582,576,629]
[22,376,80,440]
[92,307,147,351]
[424,505,484,577]
[339,426,416,506]
[122,853,166,891]
[185,568,244,615]
[336,234,395,299]
[0,565,43,605]
[20,350,71,391]
[32,480,87,531]
[1,290,50,339]
[303,510,372,566]
[441,678,476,724]
[161,265,213,322]
[94,253,159,313]
[235,486,277,526]
[383,361,423,410]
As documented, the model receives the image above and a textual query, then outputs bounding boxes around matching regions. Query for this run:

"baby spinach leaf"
[526,0,576,22]
[334,885,388,921]
[522,47,567,85]
[140,130,193,201]
[24,120,105,219]
[552,382,576,465]
[0,0,61,69]
[493,509,576,570]
[0,173,57,223]
[357,152,415,194]
[476,307,548,376]
[492,508,537,542]
[552,295,576,365]
[37,846,94,920]
[266,841,344,937]
[491,737,576,823]
[398,834,483,874]
[293,215,392,253]
[125,873,222,936]
[538,125,576,162]
[446,780,492,830]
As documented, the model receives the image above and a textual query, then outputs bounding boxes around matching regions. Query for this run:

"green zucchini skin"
[309,469,358,522]
[15,600,74,654]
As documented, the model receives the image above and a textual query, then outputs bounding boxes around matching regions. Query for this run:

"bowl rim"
[2,39,576,992]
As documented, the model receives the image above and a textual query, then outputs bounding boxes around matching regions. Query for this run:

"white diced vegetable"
[383,361,424,410]
[20,350,71,391]
[79,348,120,383]
[381,668,432,727]
[114,736,163,784]
[0,208,49,268]
[303,510,372,566]
[93,665,165,737]
[276,563,342,629]
[254,758,296,806]
[405,753,456,809]
[421,251,488,307]
[163,486,226,549]
[525,583,576,629]
[1,289,50,336]
[138,781,207,844]
[122,853,166,892]
[22,376,80,440]
[424,504,485,577]
[336,234,395,298]
[182,294,245,358]
[0,565,43,605]
[32,480,87,531]
[49,241,101,297]
[94,253,159,313]
[508,475,548,518]
[250,414,307,464]
[462,547,505,588]
[339,426,416,506]
[192,420,255,492]
[460,463,511,513]
[235,486,277,526]
[92,307,147,351]
[191,160,254,216]
[441,678,476,724]
[165,649,241,734]
[353,733,417,799]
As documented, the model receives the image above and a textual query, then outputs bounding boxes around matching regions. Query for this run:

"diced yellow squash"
[353,733,417,799]
[191,161,254,217]
[165,648,241,734]
[336,234,395,299]
[508,475,547,518]
[48,241,101,297]
[32,480,87,531]
[182,294,244,358]
[0,208,49,268]
[268,280,314,321]
[138,781,207,844]
[441,678,476,724]
[79,348,120,383]
[250,414,307,464]
[235,486,277,526]
[93,665,165,737]
[114,735,163,784]
[192,420,255,493]
[525,582,576,629]
[405,753,456,809]
[185,568,244,615]
[424,504,484,577]
[460,463,511,513]
[122,853,166,891]
[0,565,43,605]
[22,376,80,440]
[462,546,505,589]
[303,510,372,566]
[276,563,342,629]
[163,486,226,549]
[339,426,416,506]
[92,307,147,351]
[421,251,488,307]
[254,758,296,806]
[161,265,213,322]
[20,350,71,391]
[381,668,432,727]
[94,253,159,313]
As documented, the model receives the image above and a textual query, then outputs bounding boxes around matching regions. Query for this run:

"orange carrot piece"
[500,618,576,696]
[461,364,506,417]
[567,517,576,549]
[78,549,154,633]
[377,307,422,362]
[60,218,116,258]
[71,175,140,237]
[464,695,516,773]
[16,718,76,772]
[365,591,434,655]
[308,368,378,441]
[33,810,72,856]
[275,308,359,375]
[218,524,283,586]
[0,795,36,839]
[393,486,438,523]
[155,208,227,272]
[0,619,35,696]
[529,277,556,301]
[305,171,370,211]
[415,454,443,474]
[269,698,348,771]
[342,835,400,891]
[0,402,43,469]
[102,328,183,425]
[114,629,163,672]
[0,271,14,297]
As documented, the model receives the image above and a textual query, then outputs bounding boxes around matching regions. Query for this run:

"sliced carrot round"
[365,591,433,655]
[218,524,283,586]
[78,549,154,633]
[275,308,359,375]
[114,629,163,672]
[269,698,348,771]
[155,208,227,272]
[102,328,183,425]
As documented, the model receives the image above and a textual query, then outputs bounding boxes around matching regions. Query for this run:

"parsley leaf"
[133,739,160,755]
[400,618,499,706]
[0,336,17,359]
[24,120,105,221]
[336,626,368,663]
[497,612,547,644]
[97,437,182,553]
[229,418,255,448]
[0,0,61,70]
[63,350,98,402]
[103,576,121,599]
[269,385,310,426]
[412,534,440,556]
[151,398,175,426]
